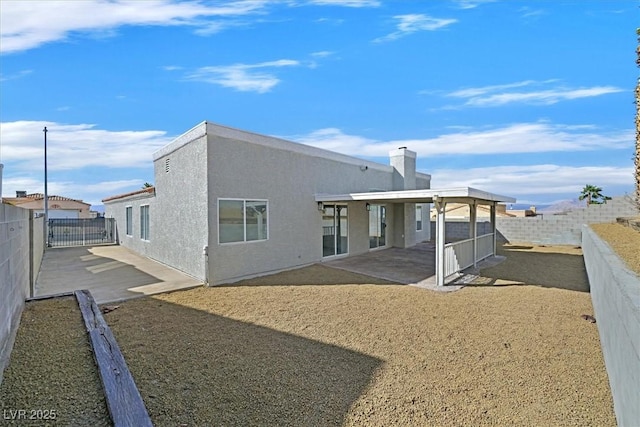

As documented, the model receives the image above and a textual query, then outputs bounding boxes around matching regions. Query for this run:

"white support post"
[470,201,477,267]
[435,197,446,286]
[490,202,497,256]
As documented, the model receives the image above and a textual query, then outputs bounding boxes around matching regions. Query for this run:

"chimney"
[389,147,416,190]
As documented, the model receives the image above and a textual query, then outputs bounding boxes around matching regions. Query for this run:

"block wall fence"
[429,197,638,246]
[0,204,44,385]
[582,226,640,426]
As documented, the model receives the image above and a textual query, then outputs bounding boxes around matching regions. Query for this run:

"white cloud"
[0,120,172,171]
[185,59,302,93]
[289,128,380,154]
[0,0,384,54]
[0,0,271,54]
[442,80,624,108]
[427,164,634,204]
[311,50,335,58]
[374,14,457,43]
[452,0,497,9]
[290,122,632,157]
[307,0,380,6]
[0,69,33,82]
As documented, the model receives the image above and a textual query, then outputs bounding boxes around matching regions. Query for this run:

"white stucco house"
[104,121,514,286]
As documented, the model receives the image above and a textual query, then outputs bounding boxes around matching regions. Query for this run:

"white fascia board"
[315,187,515,204]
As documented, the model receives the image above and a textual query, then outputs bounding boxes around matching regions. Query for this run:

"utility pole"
[43,126,50,247]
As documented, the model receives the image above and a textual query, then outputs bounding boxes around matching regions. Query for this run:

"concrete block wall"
[582,225,640,426]
[430,220,493,241]
[496,197,638,245]
[0,204,31,385]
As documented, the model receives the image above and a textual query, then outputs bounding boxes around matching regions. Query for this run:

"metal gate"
[48,217,116,247]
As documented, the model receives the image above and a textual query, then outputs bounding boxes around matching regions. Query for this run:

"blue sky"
[0,0,636,208]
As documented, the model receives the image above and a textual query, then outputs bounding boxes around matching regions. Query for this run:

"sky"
[0,0,637,209]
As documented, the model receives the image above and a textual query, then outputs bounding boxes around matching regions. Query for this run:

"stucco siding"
[206,131,401,284]
[152,135,208,280]
[105,135,208,280]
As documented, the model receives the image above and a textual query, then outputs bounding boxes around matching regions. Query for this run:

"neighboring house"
[104,121,514,286]
[4,192,93,219]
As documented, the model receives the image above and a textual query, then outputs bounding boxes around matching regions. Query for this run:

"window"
[140,205,150,241]
[125,206,133,236]
[416,205,423,231]
[219,199,268,244]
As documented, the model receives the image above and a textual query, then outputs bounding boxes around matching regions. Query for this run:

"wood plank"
[75,289,153,427]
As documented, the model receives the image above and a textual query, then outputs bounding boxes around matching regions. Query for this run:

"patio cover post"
[470,201,477,267]
[490,202,497,256]
[434,196,446,286]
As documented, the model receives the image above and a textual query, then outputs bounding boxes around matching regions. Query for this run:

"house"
[4,192,93,219]
[429,203,518,220]
[104,121,514,286]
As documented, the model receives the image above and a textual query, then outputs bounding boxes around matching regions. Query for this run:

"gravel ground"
[0,297,110,426]
[104,245,615,426]
[591,222,640,275]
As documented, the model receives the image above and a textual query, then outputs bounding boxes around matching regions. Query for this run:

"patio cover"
[316,187,516,286]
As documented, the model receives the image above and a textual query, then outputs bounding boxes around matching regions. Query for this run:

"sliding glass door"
[369,204,386,249]
[322,205,348,257]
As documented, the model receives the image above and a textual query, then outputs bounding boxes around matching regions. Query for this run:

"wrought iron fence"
[48,218,116,247]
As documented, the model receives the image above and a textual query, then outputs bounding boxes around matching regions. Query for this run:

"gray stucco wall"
[105,133,209,281]
[106,191,157,255]
[152,133,209,281]
[0,204,39,385]
[205,123,429,284]
[496,197,638,245]
[582,226,640,426]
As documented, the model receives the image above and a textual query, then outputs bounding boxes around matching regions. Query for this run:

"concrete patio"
[324,242,503,291]
[35,245,202,304]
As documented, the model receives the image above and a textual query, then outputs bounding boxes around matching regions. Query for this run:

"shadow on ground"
[106,298,382,426]
[35,245,201,303]
[37,246,160,292]
[467,244,590,292]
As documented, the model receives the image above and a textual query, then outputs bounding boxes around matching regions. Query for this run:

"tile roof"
[4,193,90,206]
[102,186,155,203]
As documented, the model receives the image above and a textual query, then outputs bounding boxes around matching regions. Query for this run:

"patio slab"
[35,245,202,304]
[325,242,437,285]
[324,242,504,292]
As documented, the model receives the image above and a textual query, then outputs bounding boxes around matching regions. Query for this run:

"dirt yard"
[0,242,620,426]
[0,297,109,426]
[591,222,640,275]
[101,244,615,426]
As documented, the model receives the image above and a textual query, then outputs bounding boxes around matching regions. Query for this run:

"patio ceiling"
[315,187,516,205]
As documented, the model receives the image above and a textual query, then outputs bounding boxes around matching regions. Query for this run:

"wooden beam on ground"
[75,289,153,427]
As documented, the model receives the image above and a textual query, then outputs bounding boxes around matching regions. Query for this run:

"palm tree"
[579,184,606,206]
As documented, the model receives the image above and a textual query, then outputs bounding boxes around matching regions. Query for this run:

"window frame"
[125,206,133,237]
[416,205,423,231]
[218,198,269,245]
[140,204,150,241]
